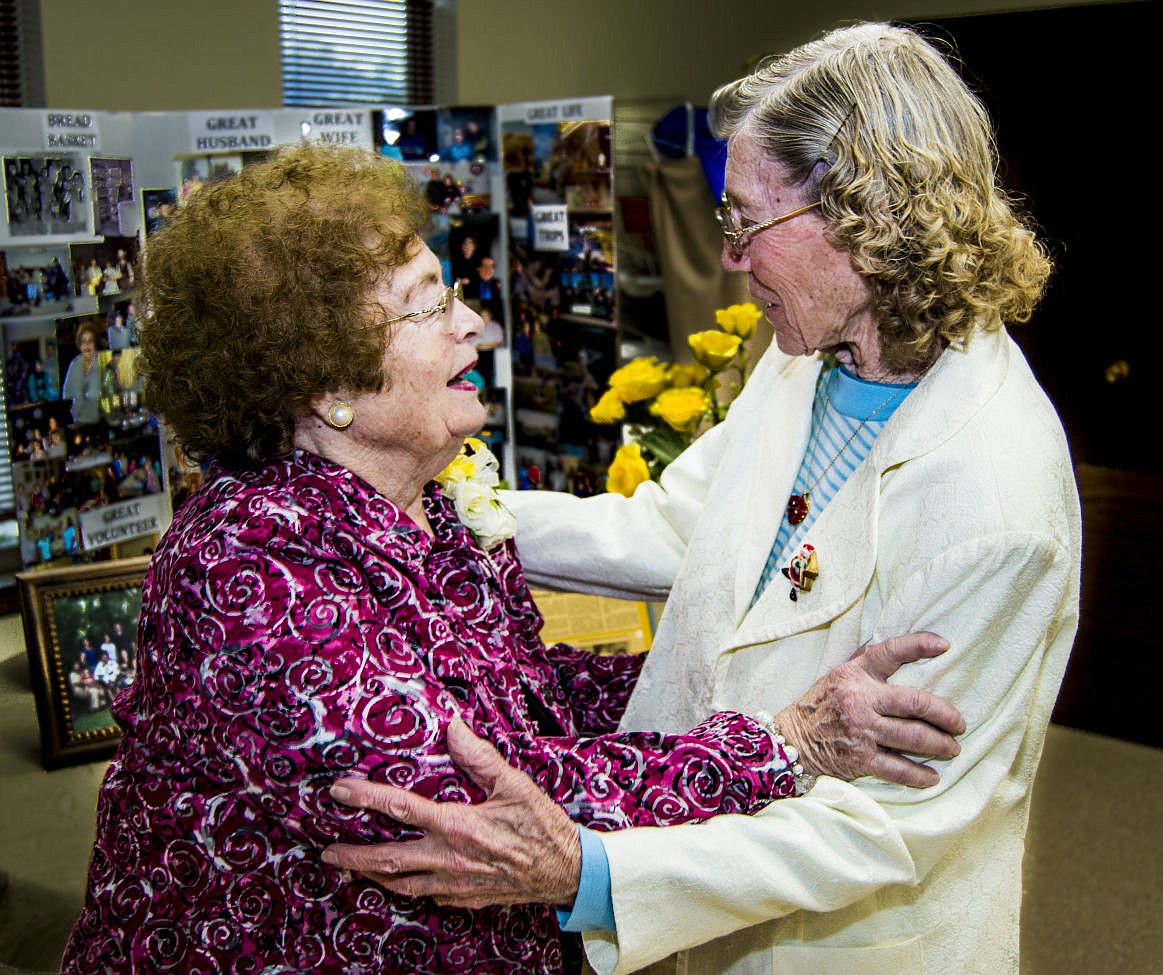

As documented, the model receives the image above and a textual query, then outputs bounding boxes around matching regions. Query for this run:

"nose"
[452,295,483,344]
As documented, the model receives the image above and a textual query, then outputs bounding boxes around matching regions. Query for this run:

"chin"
[773,330,808,358]
[452,404,488,440]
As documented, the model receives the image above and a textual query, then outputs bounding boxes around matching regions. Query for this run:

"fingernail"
[321,849,338,865]
[330,784,351,802]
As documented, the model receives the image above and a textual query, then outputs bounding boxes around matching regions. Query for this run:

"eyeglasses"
[715,193,821,258]
[384,280,463,332]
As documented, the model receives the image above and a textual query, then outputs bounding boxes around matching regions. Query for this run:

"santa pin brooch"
[782,542,819,602]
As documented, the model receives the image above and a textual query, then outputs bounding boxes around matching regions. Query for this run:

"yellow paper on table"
[531,589,657,656]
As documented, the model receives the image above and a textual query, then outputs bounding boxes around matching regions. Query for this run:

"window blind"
[0,368,15,515]
[0,0,45,108]
[279,0,436,106]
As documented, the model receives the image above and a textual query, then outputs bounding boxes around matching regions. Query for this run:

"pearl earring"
[326,401,354,429]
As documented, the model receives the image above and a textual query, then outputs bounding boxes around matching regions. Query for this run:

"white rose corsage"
[435,438,516,551]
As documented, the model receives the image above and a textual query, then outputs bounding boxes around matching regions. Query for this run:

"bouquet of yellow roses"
[591,302,763,496]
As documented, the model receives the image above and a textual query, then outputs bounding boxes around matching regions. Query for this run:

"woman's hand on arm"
[776,632,966,788]
[323,718,581,909]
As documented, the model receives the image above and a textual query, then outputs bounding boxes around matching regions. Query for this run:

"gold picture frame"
[17,556,149,769]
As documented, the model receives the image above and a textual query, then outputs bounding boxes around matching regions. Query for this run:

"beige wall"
[40,0,1111,111]
[455,0,1077,105]
[42,0,281,110]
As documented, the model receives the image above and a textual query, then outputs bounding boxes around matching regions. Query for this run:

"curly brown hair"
[711,22,1053,373]
[140,143,429,468]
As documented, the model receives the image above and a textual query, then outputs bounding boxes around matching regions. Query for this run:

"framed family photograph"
[17,556,148,769]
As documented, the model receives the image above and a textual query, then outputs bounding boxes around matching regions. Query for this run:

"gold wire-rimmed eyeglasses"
[715,194,822,258]
[384,280,464,331]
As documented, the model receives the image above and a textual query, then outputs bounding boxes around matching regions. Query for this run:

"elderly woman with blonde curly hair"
[60,142,963,975]
[322,23,1082,975]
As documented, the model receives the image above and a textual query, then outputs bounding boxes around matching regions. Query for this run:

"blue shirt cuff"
[555,825,616,932]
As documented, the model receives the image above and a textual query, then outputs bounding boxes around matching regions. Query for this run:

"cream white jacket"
[504,326,1081,975]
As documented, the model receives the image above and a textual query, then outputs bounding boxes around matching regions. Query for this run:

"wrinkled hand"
[322,718,581,909]
[776,632,966,788]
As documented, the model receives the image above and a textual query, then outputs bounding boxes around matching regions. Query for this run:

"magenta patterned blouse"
[61,451,798,975]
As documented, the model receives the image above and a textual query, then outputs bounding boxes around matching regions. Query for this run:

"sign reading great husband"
[186,111,276,154]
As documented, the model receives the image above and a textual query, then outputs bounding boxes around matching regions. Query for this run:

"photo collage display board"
[1,116,165,580]
[3,239,165,572]
[371,105,509,462]
[499,97,618,496]
[3,96,623,590]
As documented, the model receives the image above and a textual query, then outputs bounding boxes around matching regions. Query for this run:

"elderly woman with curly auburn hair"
[60,142,963,975]
[322,23,1083,975]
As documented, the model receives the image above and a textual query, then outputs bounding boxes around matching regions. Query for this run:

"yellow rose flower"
[666,362,710,388]
[715,302,763,339]
[650,386,711,432]
[589,389,626,424]
[606,443,651,498]
[689,330,743,370]
[607,356,670,403]
[436,452,475,487]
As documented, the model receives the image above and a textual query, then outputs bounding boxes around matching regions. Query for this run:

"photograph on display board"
[420,161,492,219]
[4,321,62,410]
[89,157,135,237]
[437,106,495,165]
[372,108,439,163]
[560,216,615,322]
[15,423,165,570]
[176,154,261,207]
[178,157,209,202]
[70,236,137,299]
[2,243,75,318]
[559,121,612,211]
[13,453,78,568]
[3,155,90,237]
[450,213,502,318]
[56,314,148,454]
[502,129,535,242]
[57,315,105,447]
[8,398,70,465]
[141,188,177,236]
[161,429,204,516]
[503,111,617,496]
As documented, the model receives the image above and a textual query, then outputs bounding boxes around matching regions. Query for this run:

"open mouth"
[448,362,478,388]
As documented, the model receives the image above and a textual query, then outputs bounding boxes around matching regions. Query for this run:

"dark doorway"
[904,3,1161,747]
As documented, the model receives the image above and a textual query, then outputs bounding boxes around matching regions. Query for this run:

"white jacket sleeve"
[501,418,732,601]
[583,528,1079,974]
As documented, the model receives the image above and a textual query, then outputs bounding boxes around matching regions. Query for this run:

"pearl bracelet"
[754,711,817,796]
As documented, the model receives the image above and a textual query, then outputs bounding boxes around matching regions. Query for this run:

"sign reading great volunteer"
[42,111,101,152]
[186,111,277,153]
[79,494,169,552]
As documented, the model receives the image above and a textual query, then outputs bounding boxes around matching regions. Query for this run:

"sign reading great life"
[186,111,276,153]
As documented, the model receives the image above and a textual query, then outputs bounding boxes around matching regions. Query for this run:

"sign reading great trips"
[186,111,277,153]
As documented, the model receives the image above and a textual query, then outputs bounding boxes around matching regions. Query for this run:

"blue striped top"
[752,361,918,604]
